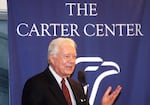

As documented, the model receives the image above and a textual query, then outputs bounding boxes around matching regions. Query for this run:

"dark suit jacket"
[22,67,89,105]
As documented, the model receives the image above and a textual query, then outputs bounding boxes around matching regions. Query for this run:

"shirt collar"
[49,65,62,88]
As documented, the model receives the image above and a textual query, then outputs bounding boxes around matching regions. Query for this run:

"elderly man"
[22,37,121,105]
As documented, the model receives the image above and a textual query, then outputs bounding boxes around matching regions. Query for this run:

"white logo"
[76,57,120,105]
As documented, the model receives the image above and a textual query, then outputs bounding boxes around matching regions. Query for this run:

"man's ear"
[48,55,51,63]
[48,55,54,64]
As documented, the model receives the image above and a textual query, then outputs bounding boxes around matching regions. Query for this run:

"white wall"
[0,0,7,11]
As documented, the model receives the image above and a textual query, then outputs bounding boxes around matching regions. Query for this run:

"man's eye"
[63,55,76,59]
[65,55,69,58]
[73,56,77,59]
[64,55,69,58]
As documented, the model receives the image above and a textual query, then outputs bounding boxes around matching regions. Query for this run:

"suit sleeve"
[22,79,43,105]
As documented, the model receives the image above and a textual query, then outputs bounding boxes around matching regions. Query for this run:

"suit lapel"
[68,78,81,104]
[68,78,88,105]
[44,68,68,105]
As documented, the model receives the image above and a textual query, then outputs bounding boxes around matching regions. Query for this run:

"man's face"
[50,43,77,78]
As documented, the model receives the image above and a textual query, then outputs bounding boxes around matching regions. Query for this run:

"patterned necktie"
[61,78,72,105]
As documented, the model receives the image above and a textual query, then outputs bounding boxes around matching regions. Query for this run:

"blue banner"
[8,0,150,105]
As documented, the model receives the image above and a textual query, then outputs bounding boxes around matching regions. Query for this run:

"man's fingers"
[104,85,122,97]
[104,86,112,96]
[113,85,122,96]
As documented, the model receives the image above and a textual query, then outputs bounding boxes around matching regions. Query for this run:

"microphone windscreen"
[78,70,86,84]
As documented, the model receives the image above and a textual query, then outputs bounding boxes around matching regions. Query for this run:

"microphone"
[78,70,86,84]
[78,70,89,96]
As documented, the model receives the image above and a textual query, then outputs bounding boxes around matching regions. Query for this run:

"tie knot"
[61,78,65,84]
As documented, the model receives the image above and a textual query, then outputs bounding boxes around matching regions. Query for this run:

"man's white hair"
[48,37,77,57]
